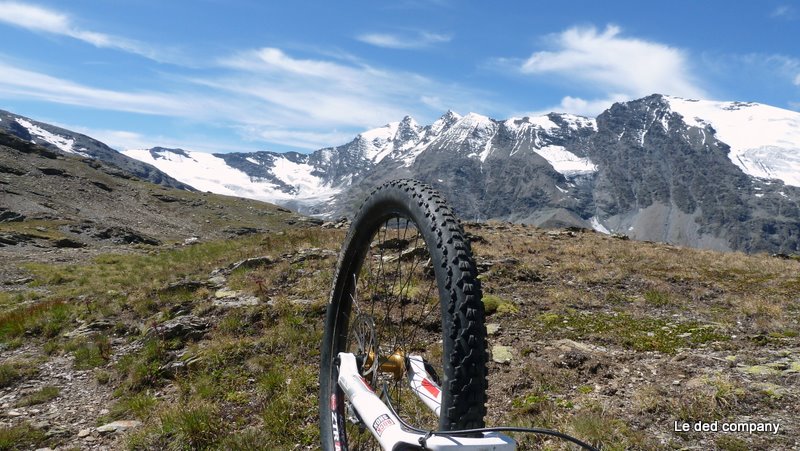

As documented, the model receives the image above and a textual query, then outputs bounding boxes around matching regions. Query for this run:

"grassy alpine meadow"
[0,223,798,450]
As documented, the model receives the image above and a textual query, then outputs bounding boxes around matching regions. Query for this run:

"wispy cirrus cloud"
[770,5,796,19]
[0,61,207,116]
[511,25,705,115]
[356,30,451,49]
[0,44,494,150]
[0,1,176,62]
[212,47,490,131]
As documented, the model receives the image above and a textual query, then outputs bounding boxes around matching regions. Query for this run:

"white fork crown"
[336,352,516,450]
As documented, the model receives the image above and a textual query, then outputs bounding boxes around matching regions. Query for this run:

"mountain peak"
[439,110,462,122]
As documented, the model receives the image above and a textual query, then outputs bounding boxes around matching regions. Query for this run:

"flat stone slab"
[96,420,142,434]
[492,345,514,364]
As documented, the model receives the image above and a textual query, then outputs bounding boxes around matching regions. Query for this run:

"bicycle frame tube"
[337,352,516,451]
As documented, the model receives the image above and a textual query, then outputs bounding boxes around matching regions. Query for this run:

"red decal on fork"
[360,376,373,392]
[421,378,440,397]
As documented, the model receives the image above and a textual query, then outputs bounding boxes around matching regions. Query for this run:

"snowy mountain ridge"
[664,96,800,187]
[121,109,599,210]
[4,94,800,254]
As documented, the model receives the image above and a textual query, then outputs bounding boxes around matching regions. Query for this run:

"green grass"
[0,364,19,388]
[14,386,59,407]
[0,360,39,389]
[482,294,518,315]
[0,300,71,342]
[103,392,158,423]
[0,219,68,241]
[534,310,729,354]
[126,402,224,450]
[66,335,111,370]
[0,228,342,347]
[116,339,169,391]
[569,407,642,451]
[0,423,47,451]
[3,222,797,450]
[643,289,671,307]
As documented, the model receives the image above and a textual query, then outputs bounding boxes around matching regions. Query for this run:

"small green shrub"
[67,335,111,369]
[0,423,46,450]
[482,294,517,315]
[14,386,59,407]
[0,364,19,388]
[644,289,670,307]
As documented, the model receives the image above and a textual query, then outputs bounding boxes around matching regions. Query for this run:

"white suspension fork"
[336,352,515,451]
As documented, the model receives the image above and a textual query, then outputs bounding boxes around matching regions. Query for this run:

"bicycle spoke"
[321,181,487,450]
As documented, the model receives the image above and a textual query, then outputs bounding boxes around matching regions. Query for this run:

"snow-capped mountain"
[123,109,598,217]
[120,94,800,253]
[3,95,799,254]
[0,110,191,190]
[664,97,800,187]
[586,94,800,253]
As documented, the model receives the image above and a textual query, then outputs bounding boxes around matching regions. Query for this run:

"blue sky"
[0,1,798,153]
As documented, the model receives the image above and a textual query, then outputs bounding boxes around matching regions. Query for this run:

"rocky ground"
[0,221,798,450]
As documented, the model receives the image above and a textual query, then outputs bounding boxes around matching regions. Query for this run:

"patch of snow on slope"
[560,114,597,130]
[123,148,339,204]
[504,115,558,134]
[16,118,78,154]
[359,122,399,163]
[666,96,800,187]
[270,157,338,199]
[447,113,496,159]
[534,145,597,176]
[527,115,559,130]
[590,217,610,234]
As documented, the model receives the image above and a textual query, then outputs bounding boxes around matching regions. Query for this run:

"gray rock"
[213,295,260,308]
[491,345,514,364]
[52,238,85,248]
[228,256,274,272]
[96,420,142,434]
[148,315,209,341]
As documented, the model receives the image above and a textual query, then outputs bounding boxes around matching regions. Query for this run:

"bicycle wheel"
[319,179,488,450]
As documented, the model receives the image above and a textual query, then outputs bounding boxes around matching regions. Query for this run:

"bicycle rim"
[320,180,488,451]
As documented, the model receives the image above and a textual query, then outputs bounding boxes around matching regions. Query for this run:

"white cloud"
[212,47,491,131]
[0,45,493,150]
[795,73,800,86]
[0,61,218,117]
[0,1,171,62]
[240,127,356,150]
[356,31,451,49]
[520,25,705,112]
[554,94,628,116]
[771,5,795,19]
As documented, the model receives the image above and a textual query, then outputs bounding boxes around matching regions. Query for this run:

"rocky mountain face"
[0,130,309,251]
[0,110,192,190]
[7,95,800,254]
[587,95,800,253]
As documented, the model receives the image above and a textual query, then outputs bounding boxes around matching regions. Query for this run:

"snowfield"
[122,148,340,205]
[666,96,800,187]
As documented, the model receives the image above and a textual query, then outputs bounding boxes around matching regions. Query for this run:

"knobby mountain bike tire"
[320,179,488,450]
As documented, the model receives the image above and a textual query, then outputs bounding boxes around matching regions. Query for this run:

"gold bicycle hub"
[364,350,406,380]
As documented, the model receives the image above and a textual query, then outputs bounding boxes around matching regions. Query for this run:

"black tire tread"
[319,179,488,448]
